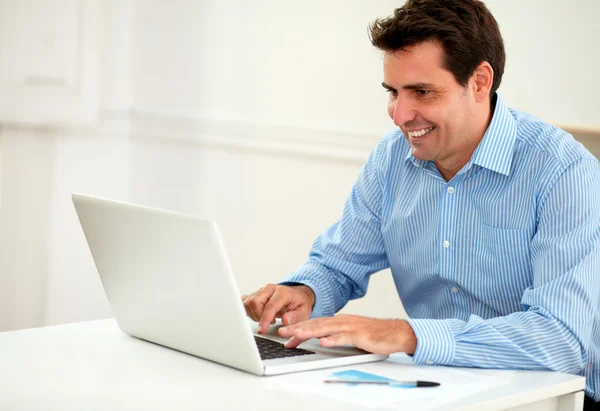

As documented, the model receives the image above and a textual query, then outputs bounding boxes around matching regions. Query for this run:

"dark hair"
[369,0,505,96]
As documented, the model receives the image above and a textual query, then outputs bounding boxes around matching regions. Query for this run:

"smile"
[406,126,436,138]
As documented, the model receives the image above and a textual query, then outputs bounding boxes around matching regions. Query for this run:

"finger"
[241,295,254,320]
[282,315,344,348]
[242,294,259,321]
[279,317,347,339]
[281,307,311,326]
[244,298,258,321]
[258,288,292,333]
[246,302,259,323]
[278,318,311,337]
[244,285,277,329]
[284,336,309,349]
[320,333,354,348]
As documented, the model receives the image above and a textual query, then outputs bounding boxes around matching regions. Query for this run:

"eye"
[416,90,430,96]
[386,89,398,98]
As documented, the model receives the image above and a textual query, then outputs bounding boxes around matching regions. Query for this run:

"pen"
[323,379,440,387]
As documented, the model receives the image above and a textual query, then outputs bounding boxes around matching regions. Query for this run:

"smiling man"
[242,0,600,407]
[381,40,493,181]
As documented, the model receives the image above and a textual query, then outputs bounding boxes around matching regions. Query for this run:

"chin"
[410,148,433,161]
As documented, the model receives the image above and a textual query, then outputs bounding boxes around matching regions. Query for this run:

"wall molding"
[127,108,381,164]
[2,108,595,167]
[0,108,381,164]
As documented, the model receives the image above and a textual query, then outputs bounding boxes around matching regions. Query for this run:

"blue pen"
[323,379,440,387]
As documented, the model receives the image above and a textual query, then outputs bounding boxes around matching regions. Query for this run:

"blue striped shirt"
[283,94,600,400]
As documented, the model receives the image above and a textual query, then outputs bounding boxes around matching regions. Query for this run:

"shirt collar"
[404,93,518,176]
[470,94,518,176]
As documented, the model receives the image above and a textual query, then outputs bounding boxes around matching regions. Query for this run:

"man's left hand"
[278,314,417,355]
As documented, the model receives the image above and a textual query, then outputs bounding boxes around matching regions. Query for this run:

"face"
[383,41,482,173]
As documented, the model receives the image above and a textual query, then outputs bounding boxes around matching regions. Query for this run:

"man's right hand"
[241,284,315,334]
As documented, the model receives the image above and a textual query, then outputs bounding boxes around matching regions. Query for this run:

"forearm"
[407,308,586,374]
[282,138,393,317]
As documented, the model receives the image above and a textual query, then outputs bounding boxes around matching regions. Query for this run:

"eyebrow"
[381,82,436,91]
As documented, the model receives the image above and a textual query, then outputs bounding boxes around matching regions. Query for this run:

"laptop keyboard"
[254,336,316,360]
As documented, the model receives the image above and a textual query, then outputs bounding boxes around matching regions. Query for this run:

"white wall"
[133,0,600,131]
[132,0,395,135]
[486,0,600,129]
[1,0,599,331]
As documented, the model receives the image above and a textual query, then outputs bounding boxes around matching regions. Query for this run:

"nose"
[390,98,418,127]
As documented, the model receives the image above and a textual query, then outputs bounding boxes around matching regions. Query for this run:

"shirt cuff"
[406,318,457,366]
[279,281,324,318]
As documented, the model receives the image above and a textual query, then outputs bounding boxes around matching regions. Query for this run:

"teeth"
[407,127,434,138]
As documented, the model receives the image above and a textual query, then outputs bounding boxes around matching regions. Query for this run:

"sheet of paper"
[265,354,516,410]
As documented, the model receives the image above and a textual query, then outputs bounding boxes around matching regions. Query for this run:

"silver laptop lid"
[72,193,264,375]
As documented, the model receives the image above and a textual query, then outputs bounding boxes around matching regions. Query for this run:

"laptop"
[72,193,388,375]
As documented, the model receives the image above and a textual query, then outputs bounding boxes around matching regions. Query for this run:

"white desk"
[0,319,585,411]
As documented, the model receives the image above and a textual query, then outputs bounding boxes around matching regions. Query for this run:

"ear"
[471,62,494,102]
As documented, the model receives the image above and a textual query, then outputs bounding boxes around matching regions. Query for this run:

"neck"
[436,96,496,181]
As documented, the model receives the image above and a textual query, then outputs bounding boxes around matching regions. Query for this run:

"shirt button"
[426,360,434,365]
[447,186,455,194]
[443,240,450,248]
[451,287,459,294]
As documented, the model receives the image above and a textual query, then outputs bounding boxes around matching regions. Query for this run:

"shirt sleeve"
[407,155,600,375]
[281,138,391,317]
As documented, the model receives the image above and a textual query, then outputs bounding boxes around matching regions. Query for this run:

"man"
[242,0,600,407]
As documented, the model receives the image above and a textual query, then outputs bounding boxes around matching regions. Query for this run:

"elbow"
[531,307,589,375]
[548,339,587,375]
[567,345,587,375]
